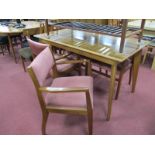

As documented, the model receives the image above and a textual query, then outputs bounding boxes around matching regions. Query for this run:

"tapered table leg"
[131,51,141,92]
[151,56,155,70]
[106,64,116,121]
[8,34,17,63]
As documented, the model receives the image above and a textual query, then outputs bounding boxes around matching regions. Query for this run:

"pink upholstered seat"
[45,76,93,108]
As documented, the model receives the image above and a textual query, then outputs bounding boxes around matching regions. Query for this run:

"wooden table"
[34,29,148,120]
[0,21,41,63]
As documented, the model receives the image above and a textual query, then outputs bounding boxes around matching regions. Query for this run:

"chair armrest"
[55,53,72,61]
[40,86,93,112]
[39,87,89,93]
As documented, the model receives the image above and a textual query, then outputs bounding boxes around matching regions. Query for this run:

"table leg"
[151,56,155,70]
[106,64,116,121]
[8,35,17,63]
[131,51,141,93]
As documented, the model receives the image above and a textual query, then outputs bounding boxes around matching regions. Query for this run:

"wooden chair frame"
[27,58,93,135]
[0,44,10,55]
[49,46,83,76]
[91,60,132,100]
[152,57,155,70]
[142,46,155,70]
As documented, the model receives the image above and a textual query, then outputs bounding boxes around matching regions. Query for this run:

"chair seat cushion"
[44,76,93,108]
[18,47,32,59]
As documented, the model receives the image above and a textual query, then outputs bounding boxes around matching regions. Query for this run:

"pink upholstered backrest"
[28,47,55,86]
[27,37,49,56]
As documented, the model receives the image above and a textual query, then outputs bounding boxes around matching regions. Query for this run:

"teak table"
[35,29,148,120]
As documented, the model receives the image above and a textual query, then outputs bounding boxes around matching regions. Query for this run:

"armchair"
[92,59,132,100]
[27,46,93,134]
[142,45,155,70]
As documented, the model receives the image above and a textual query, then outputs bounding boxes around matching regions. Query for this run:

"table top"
[35,29,148,63]
[0,21,41,35]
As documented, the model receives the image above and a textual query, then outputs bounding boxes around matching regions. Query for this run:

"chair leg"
[78,63,82,75]
[0,46,4,55]
[6,44,11,55]
[87,110,93,135]
[76,56,82,75]
[14,37,18,46]
[115,72,124,100]
[20,56,26,72]
[151,56,155,70]
[128,67,132,85]
[42,112,49,135]
[19,35,23,48]
[88,62,92,76]
[142,52,148,64]
[105,69,108,75]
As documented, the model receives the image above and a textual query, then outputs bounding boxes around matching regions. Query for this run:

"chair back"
[27,37,49,56]
[27,47,55,87]
[27,47,56,112]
